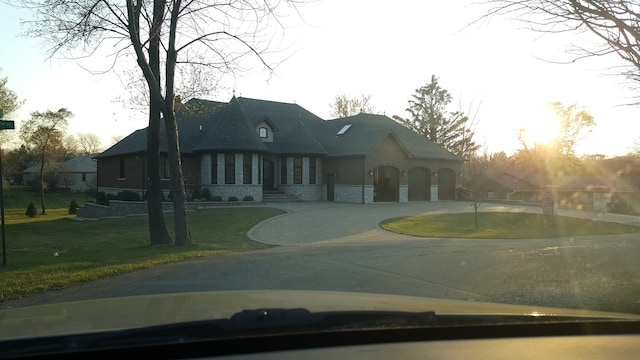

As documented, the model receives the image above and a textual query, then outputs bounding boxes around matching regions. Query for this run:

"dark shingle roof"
[271,120,328,155]
[193,97,268,153]
[94,129,147,158]
[314,113,463,160]
[95,97,463,163]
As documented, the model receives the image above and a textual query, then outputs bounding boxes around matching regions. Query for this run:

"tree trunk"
[164,1,191,246]
[39,158,45,215]
[164,108,190,246]
[145,0,171,245]
[474,205,479,230]
[146,100,172,245]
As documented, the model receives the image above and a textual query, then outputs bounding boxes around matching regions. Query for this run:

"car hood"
[1,290,639,340]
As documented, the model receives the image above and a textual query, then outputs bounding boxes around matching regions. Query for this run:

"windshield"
[1,0,640,352]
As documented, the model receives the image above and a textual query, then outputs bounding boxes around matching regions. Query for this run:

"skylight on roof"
[337,124,352,135]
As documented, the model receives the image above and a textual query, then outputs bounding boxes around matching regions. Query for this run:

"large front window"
[243,153,252,184]
[294,157,302,184]
[225,153,235,184]
[211,154,218,184]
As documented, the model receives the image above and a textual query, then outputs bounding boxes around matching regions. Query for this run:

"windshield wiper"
[68,308,439,349]
[2,308,639,359]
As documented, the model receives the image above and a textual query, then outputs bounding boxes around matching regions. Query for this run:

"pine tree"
[393,75,479,158]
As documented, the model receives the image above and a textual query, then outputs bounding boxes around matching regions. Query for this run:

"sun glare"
[520,106,560,146]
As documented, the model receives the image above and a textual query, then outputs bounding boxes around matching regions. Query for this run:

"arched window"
[259,127,268,138]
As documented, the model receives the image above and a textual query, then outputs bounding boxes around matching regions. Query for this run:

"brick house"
[94,96,463,203]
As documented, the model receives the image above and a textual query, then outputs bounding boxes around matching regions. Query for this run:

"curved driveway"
[4,201,640,312]
[247,201,640,246]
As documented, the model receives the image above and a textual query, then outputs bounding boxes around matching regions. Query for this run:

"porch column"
[253,154,260,185]
[431,170,439,201]
[200,154,212,185]
[216,153,224,184]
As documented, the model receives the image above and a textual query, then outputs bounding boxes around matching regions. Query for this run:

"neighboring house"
[475,172,639,212]
[475,172,545,203]
[22,154,98,192]
[554,175,638,211]
[94,96,464,203]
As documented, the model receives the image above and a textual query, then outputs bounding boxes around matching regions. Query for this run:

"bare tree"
[116,63,225,113]
[76,132,103,155]
[64,134,78,156]
[462,151,490,230]
[329,94,375,118]
[20,108,72,214]
[481,0,640,103]
[17,0,303,245]
[110,134,125,147]
[548,101,596,157]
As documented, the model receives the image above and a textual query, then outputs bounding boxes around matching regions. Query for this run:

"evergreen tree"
[393,75,479,158]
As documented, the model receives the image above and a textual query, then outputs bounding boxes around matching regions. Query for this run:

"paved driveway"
[248,201,640,246]
[3,201,640,313]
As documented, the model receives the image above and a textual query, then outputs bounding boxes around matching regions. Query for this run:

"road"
[3,201,640,314]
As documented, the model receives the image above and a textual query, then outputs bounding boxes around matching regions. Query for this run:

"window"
[225,153,235,184]
[309,157,316,184]
[259,127,268,138]
[294,157,303,184]
[243,153,252,184]
[163,157,170,179]
[337,124,352,135]
[280,157,287,185]
[211,154,218,184]
[119,158,125,179]
[82,172,86,182]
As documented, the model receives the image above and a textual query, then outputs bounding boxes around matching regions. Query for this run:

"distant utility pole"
[0,108,16,266]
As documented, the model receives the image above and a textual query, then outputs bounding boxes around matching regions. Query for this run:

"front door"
[263,159,274,190]
[327,174,335,201]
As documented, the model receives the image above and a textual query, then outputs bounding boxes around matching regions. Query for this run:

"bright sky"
[1,0,638,156]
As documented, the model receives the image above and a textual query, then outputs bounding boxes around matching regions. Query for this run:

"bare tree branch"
[479,0,640,104]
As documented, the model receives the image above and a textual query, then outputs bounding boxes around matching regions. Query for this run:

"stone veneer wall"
[399,185,408,202]
[203,184,262,202]
[77,199,261,219]
[332,185,365,203]
[279,184,323,201]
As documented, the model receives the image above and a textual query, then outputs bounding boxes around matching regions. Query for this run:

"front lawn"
[380,212,640,239]
[0,192,284,302]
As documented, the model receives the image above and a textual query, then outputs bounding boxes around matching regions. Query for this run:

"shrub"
[201,188,212,201]
[117,190,141,201]
[25,202,37,217]
[68,199,79,215]
[143,191,167,201]
[191,189,202,201]
[228,196,238,202]
[243,195,254,201]
[96,191,109,206]
[212,195,223,202]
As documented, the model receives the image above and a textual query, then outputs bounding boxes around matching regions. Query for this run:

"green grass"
[380,212,640,239]
[0,187,285,302]
[1,186,95,224]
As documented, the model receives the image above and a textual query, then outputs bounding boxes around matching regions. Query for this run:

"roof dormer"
[256,116,276,142]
